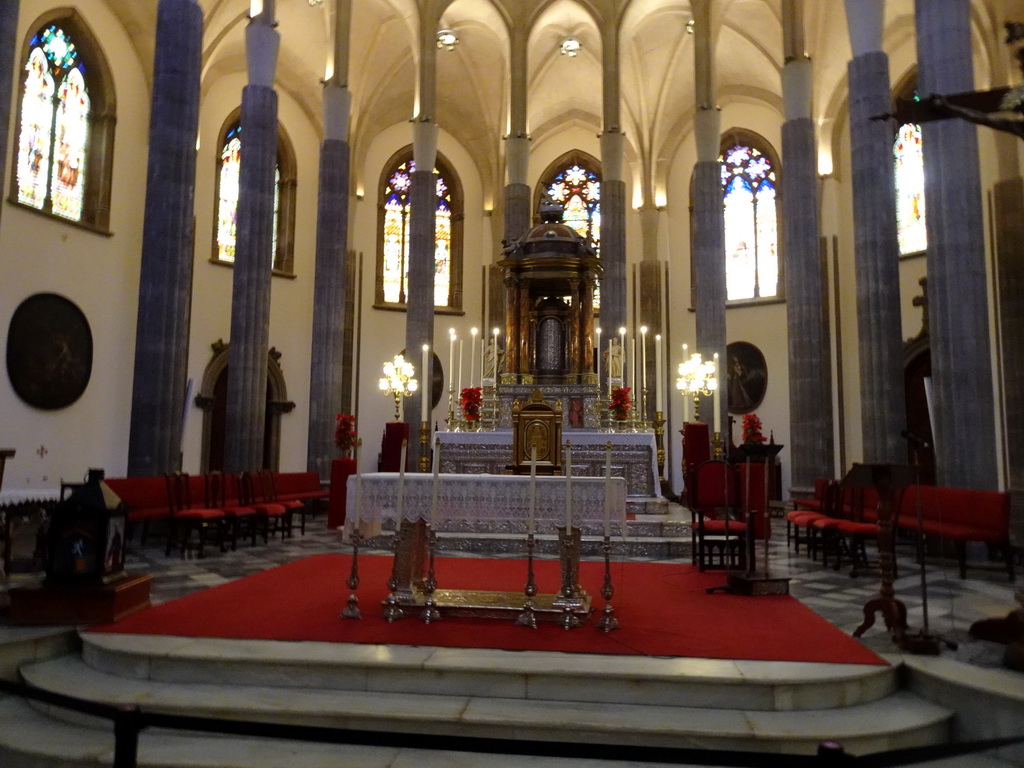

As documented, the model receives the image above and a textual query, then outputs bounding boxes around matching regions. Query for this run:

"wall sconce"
[437,30,459,51]
[560,37,581,57]
[686,19,695,34]
[379,355,418,422]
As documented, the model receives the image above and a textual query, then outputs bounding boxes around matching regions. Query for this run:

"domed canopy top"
[504,221,596,260]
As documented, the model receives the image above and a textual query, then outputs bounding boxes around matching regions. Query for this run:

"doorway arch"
[194,340,295,472]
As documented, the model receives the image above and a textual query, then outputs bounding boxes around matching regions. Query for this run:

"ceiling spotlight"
[560,37,581,57]
[437,30,459,51]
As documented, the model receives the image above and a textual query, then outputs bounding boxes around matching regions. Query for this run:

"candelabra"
[379,354,418,422]
[675,352,718,425]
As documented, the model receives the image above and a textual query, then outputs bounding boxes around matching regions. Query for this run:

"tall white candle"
[421,344,430,424]
[629,336,635,393]
[607,339,614,397]
[603,442,612,537]
[682,343,689,423]
[618,327,626,383]
[448,329,456,414]
[656,334,664,413]
[640,326,648,402]
[565,442,573,529]
[470,328,478,388]
[528,446,537,534]
[457,339,464,398]
[479,337,485,386]
[595,327,602,384]
[397,439,407,519]
[430,437,440,526]
[713,352,721,433]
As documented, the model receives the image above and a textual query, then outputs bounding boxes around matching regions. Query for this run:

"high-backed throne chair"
[507,390,563,475]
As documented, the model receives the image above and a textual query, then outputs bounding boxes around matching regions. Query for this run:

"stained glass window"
[894,121,926,255]
[721,143,778,301]
[214,124,283,268]
[543,160,601,307]
[16,24,90,222]
[379,159,454,307]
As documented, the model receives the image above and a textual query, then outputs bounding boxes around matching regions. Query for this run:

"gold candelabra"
[379,354,418,422]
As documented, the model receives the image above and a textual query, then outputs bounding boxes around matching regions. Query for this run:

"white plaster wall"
[0,0,151,491]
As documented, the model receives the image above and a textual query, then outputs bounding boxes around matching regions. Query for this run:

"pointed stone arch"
[194,339,294,472]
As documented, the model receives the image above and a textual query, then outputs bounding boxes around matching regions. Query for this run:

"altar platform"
[436,430,666,514]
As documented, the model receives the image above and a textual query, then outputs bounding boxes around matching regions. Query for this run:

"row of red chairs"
[163,470,306,558]
[786,479,880,576]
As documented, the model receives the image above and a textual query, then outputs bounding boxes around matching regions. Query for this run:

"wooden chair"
[164,473,226,558]
[258,469,306,535]
[240,471,292,542]
[690,459,745,571]
[507,389,563,475]
[208,472,259,551]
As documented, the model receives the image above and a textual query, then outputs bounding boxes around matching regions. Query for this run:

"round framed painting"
[725,341,767,414]
[6,293,93,410]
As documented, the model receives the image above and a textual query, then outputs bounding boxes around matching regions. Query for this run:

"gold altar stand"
[381,520,591,623]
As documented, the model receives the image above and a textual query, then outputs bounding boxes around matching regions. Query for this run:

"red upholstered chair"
[208,472,259,551]
[810,481,880,577]
[164,473,226,558]
[258,469,306,534]
[786,477,829,553]
[690,459,746,571]
[241,471,292,542]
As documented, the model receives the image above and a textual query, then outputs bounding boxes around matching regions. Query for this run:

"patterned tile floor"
[119,504,1022,670]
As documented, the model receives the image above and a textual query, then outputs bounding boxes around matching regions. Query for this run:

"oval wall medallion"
[6,293,93,410]
[725,340,767,414]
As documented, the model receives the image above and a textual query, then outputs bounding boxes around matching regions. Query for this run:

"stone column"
[844,0,906,466]
[782,0,834,492]
[638,205,663,422]
[600,23,627,341]
[127,0,203,477]
[225,8,280,473]
[0,0,19,230]
[404,11,439,466]
[915,0,998,489]
[307,0,353,480]
[691,0,727,431]
[504,26,531,243]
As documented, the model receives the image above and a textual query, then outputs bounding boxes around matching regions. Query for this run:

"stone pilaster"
[0,0,19,229]
[691,160,727,428]
[127,0,203,476]
[847,49,906,464]
[601,178,627,342]
[916,0,998,489]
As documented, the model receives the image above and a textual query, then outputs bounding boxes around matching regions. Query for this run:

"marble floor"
[116,503,1022,669]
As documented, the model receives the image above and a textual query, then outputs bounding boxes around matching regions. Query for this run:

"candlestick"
[640,325,648,394]
[352,468,362,529]
[421,344,430,425]
[430,437,440,526]
[470,328,478,388]
[397,439,407,520]
[448,329,456,414]
[565,441,573,529]
[458,339,464,399]
[656,334,664,413]
[713,353,721,433]
[528,446,537,534]
[603,441,612,537]
[595,327,602,385]
[493,327,500,379]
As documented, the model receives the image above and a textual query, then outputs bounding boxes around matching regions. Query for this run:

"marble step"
[419,531,692,558]
[20,652,951,758]
[77,633,898,712]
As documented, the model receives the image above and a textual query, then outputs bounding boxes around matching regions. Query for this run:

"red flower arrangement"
[741,413,767,445]
[460,387,483,421]
[609,387,632,420]
[334,414,360,454]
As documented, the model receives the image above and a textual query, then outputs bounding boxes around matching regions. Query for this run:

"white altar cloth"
[436,430,659,497]
[346,472,627,530]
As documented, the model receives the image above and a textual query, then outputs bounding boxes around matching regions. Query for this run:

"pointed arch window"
[894,86,926,256]
[720,137,779,302]
[212,117,296,274]
[11,18,114,232]
[375,149,463,311]
[536,153,602,308]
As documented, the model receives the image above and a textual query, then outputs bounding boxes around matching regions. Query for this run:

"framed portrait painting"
[726,341,767,414]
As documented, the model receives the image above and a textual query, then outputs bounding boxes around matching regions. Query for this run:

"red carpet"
[90,555,885,665]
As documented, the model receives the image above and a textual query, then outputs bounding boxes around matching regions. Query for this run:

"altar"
[345,472,628,624]
[436,430,660,501]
